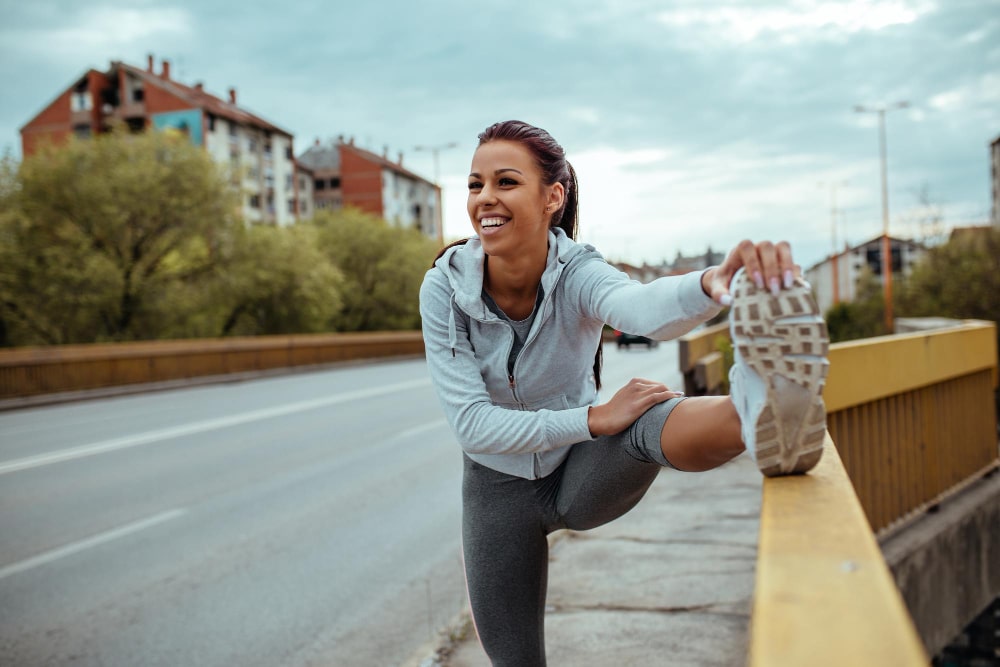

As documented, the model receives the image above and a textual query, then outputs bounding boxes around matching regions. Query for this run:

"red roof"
[117,61,292,137]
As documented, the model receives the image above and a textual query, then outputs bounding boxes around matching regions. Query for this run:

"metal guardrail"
[680,319,999,665]
[0,332,424,400]
[825,320,998,534]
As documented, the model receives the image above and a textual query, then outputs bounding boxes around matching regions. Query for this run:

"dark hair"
[433,120,601,388]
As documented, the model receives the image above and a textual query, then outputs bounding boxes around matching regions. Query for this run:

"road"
[0,341,682,666]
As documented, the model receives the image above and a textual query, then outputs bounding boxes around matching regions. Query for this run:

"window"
[73,124,91,138]
[300,201,308,214]
[248,138,258,152]
[330,177,340,188]
[229,122,238,138]
[207,114,216,132]
[264,143,272,156]
[249,194,261,209]
[288,200,296,214]
[285,174,293,189]
[286,147,293,160]
[70,90,93,112]
[315,179,326,190]
[132,88,144,103]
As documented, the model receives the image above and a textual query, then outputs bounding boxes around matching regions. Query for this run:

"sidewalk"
[405,453,762,667]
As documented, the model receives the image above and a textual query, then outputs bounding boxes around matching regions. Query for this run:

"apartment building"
[805,234,927,315]
[19,56,307,226]
[297,138,443,243]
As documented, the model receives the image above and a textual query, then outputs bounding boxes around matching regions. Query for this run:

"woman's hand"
[588,378,683,437]
[701,239,799,306]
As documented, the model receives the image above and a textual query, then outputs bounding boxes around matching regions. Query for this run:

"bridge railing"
[0,331,424,401]
[678,318,998,665]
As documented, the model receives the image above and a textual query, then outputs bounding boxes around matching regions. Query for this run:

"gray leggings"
[461,398,684,667]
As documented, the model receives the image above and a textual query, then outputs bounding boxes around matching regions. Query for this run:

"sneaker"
[728,268,829,476]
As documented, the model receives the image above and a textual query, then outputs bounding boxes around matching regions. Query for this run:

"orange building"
[298,137,443,243]
[20,56,308,226]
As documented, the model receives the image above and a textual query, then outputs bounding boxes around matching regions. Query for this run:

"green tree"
[0,127,238,345]
[825,266,890,343]
[311,208,438,331]
[898,227,1000,324]
[209,223,345,336]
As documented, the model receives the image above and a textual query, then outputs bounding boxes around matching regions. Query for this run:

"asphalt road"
[0,341,682,667]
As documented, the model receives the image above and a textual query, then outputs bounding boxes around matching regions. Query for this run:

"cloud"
[656,0,934,47]
[1,5,193,64]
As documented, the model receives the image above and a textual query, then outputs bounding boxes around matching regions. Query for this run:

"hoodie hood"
[434,227,592,320]
[433,228,596,354]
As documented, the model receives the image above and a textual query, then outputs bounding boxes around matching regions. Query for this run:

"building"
[297,137,443,243]
[19,56,307,226]
[805,234,927,315]
[991,135,999,227]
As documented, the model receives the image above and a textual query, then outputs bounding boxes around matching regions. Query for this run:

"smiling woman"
[419,119,831,666]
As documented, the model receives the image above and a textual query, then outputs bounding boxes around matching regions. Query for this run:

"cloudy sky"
[1,0,997,269]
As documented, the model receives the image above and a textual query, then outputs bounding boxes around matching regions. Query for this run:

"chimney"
[397,152,403,166]
[382,145,389,159]
[228,87,237,105]
[314,138,320,146]
[348,136,355,146]
[161,59,170,79]
[194,82,204,92]
[147,54,154,72]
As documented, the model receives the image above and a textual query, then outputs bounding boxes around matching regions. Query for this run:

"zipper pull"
[508,374,515,389]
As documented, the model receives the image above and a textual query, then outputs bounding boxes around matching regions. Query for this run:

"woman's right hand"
[587,378,684,437]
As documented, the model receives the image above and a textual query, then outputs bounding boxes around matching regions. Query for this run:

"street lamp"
[413,141,459,185]
[413,141,459,243]
[854,101,909,332]
[818,180,849,305]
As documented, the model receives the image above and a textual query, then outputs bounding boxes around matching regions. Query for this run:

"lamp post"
[818,180,849,305]
[414,142,459,242]
[413,141,459,185]
[853,101,908,333]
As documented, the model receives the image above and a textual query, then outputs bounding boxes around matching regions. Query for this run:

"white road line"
[0,378,431,475]
[392,419,450,441]
[0,509,186,581]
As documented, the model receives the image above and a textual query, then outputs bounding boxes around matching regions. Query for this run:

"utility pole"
[414,142,459,242]
[818,180,848,305]
[854,101,908,333]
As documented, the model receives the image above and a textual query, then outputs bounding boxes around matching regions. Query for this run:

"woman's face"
[467,140,563,259]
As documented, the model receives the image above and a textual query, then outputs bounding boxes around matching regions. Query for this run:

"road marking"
[0,509,186,581]
[392,419,450,441]
[0,378,431,475]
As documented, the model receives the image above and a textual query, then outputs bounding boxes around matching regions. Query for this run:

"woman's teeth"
[481,217,508,228]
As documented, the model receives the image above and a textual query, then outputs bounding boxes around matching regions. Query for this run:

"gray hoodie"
[419,228,722,479]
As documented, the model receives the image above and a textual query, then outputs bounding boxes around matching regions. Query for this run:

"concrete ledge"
[881,466,1000,656]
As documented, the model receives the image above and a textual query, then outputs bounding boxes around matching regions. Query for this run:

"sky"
[1,0,997,270]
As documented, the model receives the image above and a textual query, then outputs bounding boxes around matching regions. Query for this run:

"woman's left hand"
[701,239,799,306]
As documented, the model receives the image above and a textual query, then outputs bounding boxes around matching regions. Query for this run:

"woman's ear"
[545,182,565,215]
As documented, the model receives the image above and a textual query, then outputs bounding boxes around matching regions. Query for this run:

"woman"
[419,120,828,665]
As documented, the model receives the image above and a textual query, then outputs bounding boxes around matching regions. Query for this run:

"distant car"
[614,330,659,349]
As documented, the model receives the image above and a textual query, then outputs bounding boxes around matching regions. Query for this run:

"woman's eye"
[499,177,518,186]
[467,181,483,190]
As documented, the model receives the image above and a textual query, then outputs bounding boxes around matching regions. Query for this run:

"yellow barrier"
[0,331,424,400]
[749,436,928,666]
[826,320,998,533]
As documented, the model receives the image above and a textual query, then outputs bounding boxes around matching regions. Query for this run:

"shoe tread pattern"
[731,273,829,476]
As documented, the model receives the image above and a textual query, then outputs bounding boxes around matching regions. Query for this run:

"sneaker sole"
[731,273,829,476]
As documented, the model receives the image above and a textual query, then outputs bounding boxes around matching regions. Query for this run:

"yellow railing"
[0,331,424,400]
[825,320,998,533]
[679,319,999,665]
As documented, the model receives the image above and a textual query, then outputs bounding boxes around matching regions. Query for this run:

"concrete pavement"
[405,453,762,667]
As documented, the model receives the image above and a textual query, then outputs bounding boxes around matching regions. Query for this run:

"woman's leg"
[657,396,746,472]
[461,455,550,667]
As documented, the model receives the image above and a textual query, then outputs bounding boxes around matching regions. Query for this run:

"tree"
[825,267,889,343]
[0,127,239,345]
[898,227,1000,325]
[311,208,438,331]
[210,223,345,336]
